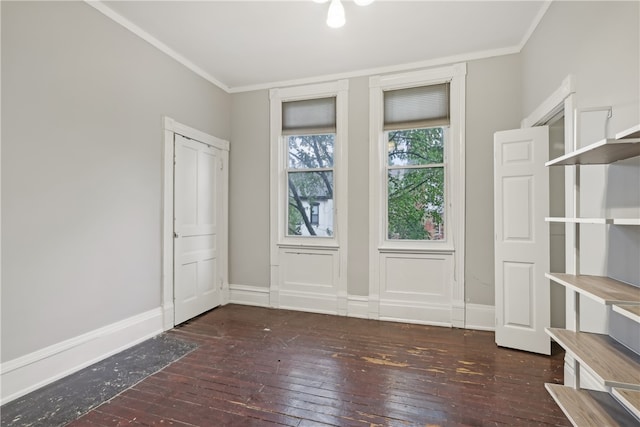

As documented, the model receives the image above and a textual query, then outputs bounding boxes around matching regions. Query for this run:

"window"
[384,83,449,241]
[368,66,465,324]
[270,80,348,246]
[283,97,335,237]
[387,127,446,240]
[269,80,348,313]
[369,64,465,254]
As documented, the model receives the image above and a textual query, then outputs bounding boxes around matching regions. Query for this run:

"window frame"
[270,80,348,249]
[369,65,466,254]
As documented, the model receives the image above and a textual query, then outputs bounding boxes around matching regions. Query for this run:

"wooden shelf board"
[546,138,640,166]
[613,218,640,226]
[546,328,640,390]
[613,304,640,323]
[612,388,640,419]
[545,217,613,224]
[545,217,639,225]
[616,124,640,140]
[545,273,640,305]
[546,384,639,427]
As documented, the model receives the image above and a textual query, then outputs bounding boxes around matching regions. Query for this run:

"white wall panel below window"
[378,252,453,326]
[277,248,341,314]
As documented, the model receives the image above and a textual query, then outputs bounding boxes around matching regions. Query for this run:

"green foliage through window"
[287,134,334,237]
[387,127,445,240]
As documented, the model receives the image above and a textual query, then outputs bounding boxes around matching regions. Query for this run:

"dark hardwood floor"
[69,305,570,426]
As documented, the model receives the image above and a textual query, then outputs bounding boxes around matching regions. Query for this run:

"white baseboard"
[278,290,339,315]
[230,285,375,320]
[465,303,495,331]
[379,299,452,327]
[228,284,270,307]
[0,308,163,405]
[162,302,174,331]
[451,300,465,329]
[347,296,369,319]
[227,289,493,332]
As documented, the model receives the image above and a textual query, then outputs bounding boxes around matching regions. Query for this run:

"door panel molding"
[494,126,550,354]
[162,117,229,330]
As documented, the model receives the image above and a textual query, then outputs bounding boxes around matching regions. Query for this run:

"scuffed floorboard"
[62,305,570,426]
[1,334,197,427]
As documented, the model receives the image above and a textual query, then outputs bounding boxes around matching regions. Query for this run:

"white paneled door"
[494,126,550,355]
[174,134,222,324]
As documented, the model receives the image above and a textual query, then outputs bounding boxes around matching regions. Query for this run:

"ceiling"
[96,1,550,92]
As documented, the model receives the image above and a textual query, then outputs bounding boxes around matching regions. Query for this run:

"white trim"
[277,291,340,315]
[162,117,230,330]
[84,1,550,95]
[451,64,467,328]
[378,299,453,328]
[465,304,496,331]
[519,77,578,331]
[516,1,552,52]
[233,47,513,94]
[0,308,162,405]
[368,64,466,326]
[521,75,576,128]
[228,284,270,307]
[84,1,229,92]
[164,117,229,151]
[347,296,369,319]
[269,80,349,313]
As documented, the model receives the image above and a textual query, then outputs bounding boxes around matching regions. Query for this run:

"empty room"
[1,1,639,426]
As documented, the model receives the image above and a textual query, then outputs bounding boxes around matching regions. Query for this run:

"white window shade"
[282,97,336,135]
[384,83,450,131]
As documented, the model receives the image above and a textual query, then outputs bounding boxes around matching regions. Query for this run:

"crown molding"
[84,1,230,92]
[85,0,551,95]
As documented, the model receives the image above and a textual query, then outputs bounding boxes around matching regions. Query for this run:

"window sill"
[278,242,340,251]
[377,244,454,254]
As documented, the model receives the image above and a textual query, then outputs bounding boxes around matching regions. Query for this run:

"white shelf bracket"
[573,106,613,151]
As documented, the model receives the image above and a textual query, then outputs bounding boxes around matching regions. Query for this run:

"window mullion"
[387,163,444,171]
[287,167,334,173]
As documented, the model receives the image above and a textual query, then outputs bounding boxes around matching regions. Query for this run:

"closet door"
[494,126,550,354]
[174,134,222,324]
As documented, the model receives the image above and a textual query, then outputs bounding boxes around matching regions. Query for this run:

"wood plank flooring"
[69,305,570,426]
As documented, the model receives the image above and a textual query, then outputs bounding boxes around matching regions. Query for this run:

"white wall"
[522,1,639,134]
[229,90,270,288]
[465,54,522,305]
[1,0,229,370]
[346,77,370,296]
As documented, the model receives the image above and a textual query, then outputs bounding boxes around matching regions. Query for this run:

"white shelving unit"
[544,123,640,426]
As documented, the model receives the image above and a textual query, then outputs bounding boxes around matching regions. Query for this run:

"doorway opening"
[547,113,566,328]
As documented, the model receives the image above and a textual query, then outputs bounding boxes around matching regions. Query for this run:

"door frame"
[521,75,576,294]
[162,117,230,330]
[501,75,576,349]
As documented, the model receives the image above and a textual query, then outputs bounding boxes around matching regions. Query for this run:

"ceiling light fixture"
[326,0,346,28]
[314,0,374,29]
